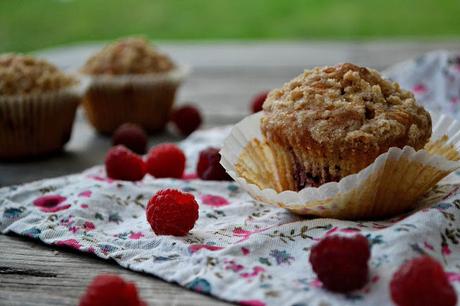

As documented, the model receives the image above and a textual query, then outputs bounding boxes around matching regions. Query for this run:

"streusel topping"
[0,54,76,95]
[261,63,432,151]
[81,37,175,75]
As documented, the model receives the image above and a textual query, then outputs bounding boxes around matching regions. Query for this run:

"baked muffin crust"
[261,63,432,153]
[81,37,174,75]
[0,54,76,95]
[260,63,432,189]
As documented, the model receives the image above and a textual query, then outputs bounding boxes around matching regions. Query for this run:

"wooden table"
[1,40,459,305]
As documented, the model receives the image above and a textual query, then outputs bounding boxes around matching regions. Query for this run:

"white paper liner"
[220,111,460,219]
[83,65,190,88]
[0,80,86,159]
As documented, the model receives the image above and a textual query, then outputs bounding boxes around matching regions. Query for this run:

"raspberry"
[250,91,269,113]
[309,234,370,292]
[146,189,199,236]
[112,123,148,154]
[390,256,457,306]
[196,147,232,181]
[146,143,186,178]
[105,145,146,181]
[170,105,202,136]
[79,274,146,306]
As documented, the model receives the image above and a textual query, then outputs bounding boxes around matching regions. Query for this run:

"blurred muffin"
[260,63,432,190]
[81,37,186,134]
[0,54,80,160]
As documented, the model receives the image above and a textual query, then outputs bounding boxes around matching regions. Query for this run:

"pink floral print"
[55,239,82,250]
[232,226,275,243]
[129,232,144,240]
[412,83,428,94]
[240,300,266,306]
[78,190,92,198]
[200,194,230,207]
[83,221,95,231]
[33,195,70,213]
[189,244,224,253]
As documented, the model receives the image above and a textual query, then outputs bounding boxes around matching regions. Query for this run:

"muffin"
[81,37,187,134]
[260,63,432,191]
[0,54,80,160]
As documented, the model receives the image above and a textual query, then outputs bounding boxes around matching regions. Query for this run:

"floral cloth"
[1,52,460,306]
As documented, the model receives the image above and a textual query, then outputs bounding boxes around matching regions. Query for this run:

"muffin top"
[81,37,175,75]
[261,63,432,152]
[0,54,76,95]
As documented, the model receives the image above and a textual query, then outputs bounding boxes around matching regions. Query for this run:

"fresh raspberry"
[309,234,370,292]
[250,91,269,113]
[196,147,232,181]
[105,145,146,181]
[146,189,199,236]
[390,256,457,306]
[146,143,186,178]
[112,123,148,154]
[79,274,146,306]
[170,105,202,136]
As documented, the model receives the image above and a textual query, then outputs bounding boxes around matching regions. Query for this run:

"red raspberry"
[146,143,186,178]
[105,145,146,181]
[146,189,199,236]
[196,147,232,181]
[309,234,370,292]
[170,105,202,136]
[79,274,146,306]
[112,123,148,154]
[390,256,457,306]
[250,91,269,113]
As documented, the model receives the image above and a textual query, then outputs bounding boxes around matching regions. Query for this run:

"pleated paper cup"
[220,112,460,220]
[0,81,86,160]
[82,65,189,134]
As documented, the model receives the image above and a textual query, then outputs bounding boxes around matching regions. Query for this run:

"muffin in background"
[260,63,432,191]
[81,37,187,134]
[0,54,81,160]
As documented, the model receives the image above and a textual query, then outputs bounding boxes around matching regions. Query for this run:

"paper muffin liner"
[220,112,460,219]
[0,81,86,160]
[82,65,190,134]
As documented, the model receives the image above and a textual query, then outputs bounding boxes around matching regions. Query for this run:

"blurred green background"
[1,0,459,53]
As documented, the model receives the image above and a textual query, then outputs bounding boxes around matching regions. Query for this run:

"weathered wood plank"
[0,234,231,306]
[39,40,460,70]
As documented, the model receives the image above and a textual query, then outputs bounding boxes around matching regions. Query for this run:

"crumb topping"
[81,37,175,75]
[261,63,432,152]
[0,54,76,95]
